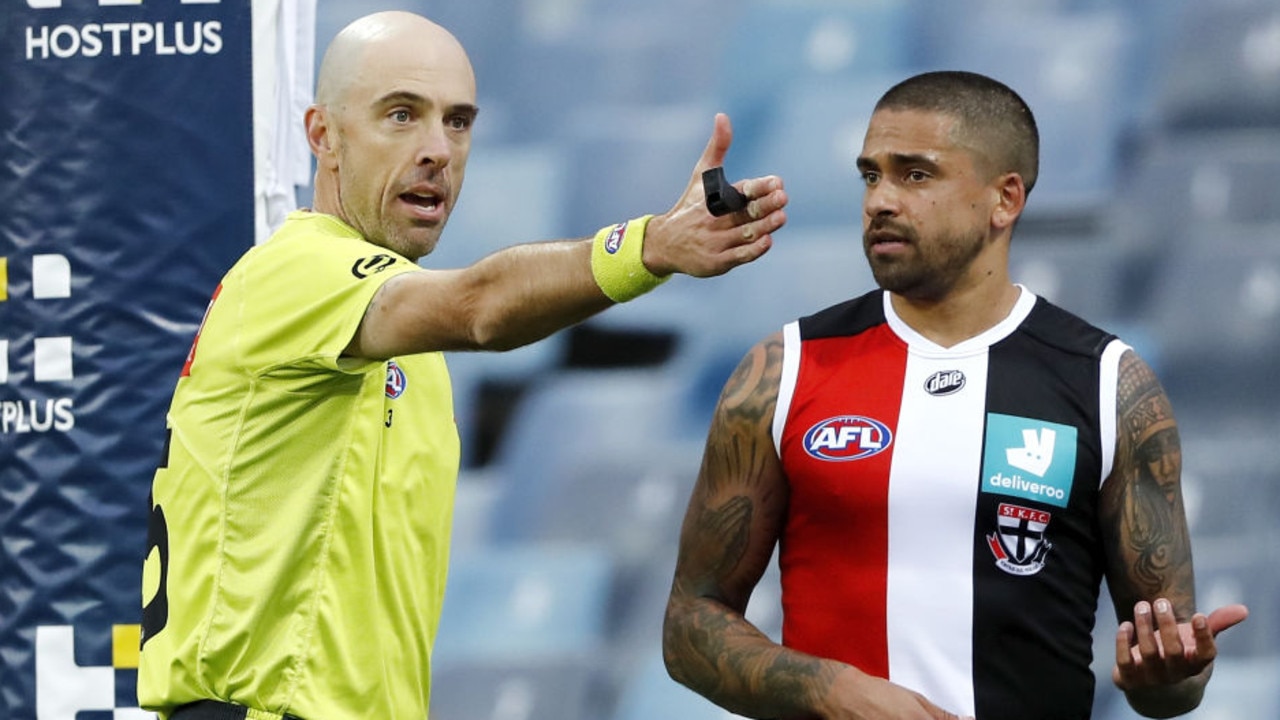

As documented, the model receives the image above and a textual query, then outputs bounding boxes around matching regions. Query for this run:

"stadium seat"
[585,223,875,436]
[718,0,919,148]
[1178,430,1280,547]
[483,368,690,545]
[1151,0,1280,130]
[433,542,615,665]
[1109,129,1280,257]
[737,75,899,227]
[429,655,602,720]
[611,649,750,720]
[449,468,504,552]
[588,223,872,353]
[932,8,1134,219]
[1196,547,1280,656]
[1008,233,1144,329]
[724,0,918,82]
[489,0,726,141]
[556,102,717,236]
[429,542,619,720]
[576,0,726,106]
[607,533,784,679]
[1140,221,1280,418]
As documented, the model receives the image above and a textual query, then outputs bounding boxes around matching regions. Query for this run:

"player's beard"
[864,221,987,302]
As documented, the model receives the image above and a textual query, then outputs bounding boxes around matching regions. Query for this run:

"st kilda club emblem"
[987,502,1053,576]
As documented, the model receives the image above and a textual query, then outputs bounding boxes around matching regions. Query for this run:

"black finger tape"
[702,166,748,217]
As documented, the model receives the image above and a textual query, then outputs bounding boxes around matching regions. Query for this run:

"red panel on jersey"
[778,324,907,678]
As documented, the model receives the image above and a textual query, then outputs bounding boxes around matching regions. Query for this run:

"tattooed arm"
[662,334,967,720]
[1099,349,1248,718]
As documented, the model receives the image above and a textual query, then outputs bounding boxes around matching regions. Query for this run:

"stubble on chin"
[868,258,934,299]
[865,231,986,302]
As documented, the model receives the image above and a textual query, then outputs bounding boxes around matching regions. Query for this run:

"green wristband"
[590,215,669,303]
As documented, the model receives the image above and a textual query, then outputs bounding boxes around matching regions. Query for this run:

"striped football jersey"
[773,287,1128,719]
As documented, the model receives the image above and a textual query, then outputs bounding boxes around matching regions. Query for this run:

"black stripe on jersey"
[972,298,1115,720]
[798,290,885,340]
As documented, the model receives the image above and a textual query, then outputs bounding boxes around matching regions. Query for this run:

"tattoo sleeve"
[1101,349,1196,621]
[662,334,842,719]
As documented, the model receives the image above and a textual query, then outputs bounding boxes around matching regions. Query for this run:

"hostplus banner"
[1,0,253,716]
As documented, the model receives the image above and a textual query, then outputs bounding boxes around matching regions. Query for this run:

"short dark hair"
[875,70,1039,194]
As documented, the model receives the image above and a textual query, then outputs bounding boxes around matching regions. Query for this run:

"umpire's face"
[315,14,478,261]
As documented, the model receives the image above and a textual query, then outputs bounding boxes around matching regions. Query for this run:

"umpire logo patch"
[385,361,406,399]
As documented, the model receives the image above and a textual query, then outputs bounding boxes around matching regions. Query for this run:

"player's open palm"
[1113,599,1249,690]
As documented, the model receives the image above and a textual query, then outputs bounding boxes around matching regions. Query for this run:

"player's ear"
[991,172,1026,232]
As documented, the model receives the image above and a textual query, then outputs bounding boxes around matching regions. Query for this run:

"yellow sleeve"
[228,220,420,376]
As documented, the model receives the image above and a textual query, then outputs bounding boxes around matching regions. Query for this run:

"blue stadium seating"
[610,551,781,720]
[612,649,749,720]
[1151,0,1280,130]
[1008,234,1149,332]
[1177,424,1280,547]
[1141,221,1280,418]
[736,75,898,227]
[430,655,602,720]
[434,542,615,664]
[429,543,617,720]
[1109,130,1280,256]
[556,102,716,236]
[482,369,690,545]
[718,0,920,148]
[929,7,1135,219]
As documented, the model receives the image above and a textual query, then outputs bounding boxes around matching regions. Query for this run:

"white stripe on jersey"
[885,350,988,717]
[773,321,803,457]
[881,288,1037,716]
[1098,339,1131,487]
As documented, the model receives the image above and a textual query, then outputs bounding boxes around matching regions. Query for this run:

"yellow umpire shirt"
[138,211,461,719]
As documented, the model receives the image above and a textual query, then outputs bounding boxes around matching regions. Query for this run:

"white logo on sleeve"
[1006,427,1056,477]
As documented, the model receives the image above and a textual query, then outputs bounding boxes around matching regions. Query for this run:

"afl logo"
[385,361,407,399]
[924,369,966,396]
[604,222,626,254]
[803,415,893,462]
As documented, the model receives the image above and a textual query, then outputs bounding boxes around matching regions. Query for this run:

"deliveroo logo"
[981,413,1077,508]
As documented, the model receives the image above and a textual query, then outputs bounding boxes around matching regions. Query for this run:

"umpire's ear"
[305,105,339,170]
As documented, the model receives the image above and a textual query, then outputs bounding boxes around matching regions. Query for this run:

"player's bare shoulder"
[715,331,784,432]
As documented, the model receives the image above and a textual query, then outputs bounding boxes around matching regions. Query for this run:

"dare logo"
[923,369,966,396]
